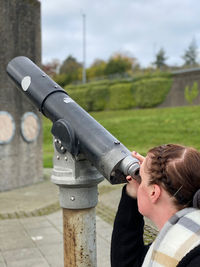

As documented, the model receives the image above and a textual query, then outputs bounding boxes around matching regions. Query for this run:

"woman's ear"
[149,184,161,204]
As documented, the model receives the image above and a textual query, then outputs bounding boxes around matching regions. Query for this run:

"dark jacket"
[111,186,200,267]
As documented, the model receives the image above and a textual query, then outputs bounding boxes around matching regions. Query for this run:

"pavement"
[0,169,158,267]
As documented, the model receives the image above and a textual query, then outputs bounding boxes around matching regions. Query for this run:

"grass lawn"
[43,105,200,168]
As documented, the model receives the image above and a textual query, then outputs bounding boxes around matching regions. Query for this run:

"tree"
[87,59,107,80]
[42,59,60,77]
[55,55,82,86]
[182,38,199,67]
[153,48,168,70]
[104,52,138,76]
[59,55,82,74]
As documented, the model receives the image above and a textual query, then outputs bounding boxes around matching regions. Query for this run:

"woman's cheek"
[137,185,149,216]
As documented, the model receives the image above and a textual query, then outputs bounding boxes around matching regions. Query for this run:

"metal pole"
[82,13,86,84]
[51,139,103,267]
[63,208,96,266]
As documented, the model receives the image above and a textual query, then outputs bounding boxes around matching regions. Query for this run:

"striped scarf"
[142,208,200,267]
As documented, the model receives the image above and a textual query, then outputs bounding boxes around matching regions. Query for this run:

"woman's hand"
[125,151,145,198]
[131,151,145,164]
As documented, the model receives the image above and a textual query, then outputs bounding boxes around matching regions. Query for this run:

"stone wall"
[160,68,200,107]
[0,0,43,191]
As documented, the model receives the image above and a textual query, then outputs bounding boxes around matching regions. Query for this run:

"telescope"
[6,56,140,185]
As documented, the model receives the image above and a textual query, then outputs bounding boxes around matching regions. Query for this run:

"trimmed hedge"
[67,85,109,111]
[67,88,90,110]
[108,83,136,110]
[64,75,172,111]
[132,77,172,108]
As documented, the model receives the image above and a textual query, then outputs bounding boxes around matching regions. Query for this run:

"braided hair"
[146,144,200,208]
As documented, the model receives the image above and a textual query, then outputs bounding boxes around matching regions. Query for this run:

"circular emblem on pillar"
[0,111,15,144]
[21,112,40,143]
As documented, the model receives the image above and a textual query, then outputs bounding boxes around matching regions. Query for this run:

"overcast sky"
[40,0,200,68]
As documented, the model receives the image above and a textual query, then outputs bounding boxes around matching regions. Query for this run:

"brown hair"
[146,144,200,208]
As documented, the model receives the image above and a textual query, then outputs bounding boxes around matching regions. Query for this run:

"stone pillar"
[0,0,43,191]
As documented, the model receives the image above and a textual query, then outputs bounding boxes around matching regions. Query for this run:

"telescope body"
[7,57,140,184]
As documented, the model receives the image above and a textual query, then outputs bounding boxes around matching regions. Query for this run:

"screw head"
[114,140,120,145]
[42,74,46,77]
[54,85,58,88]
[64,156,68,161]
[70,196,75,201]
[56,155,60,160]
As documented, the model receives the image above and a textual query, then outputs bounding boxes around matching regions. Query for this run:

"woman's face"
[137,155,152,216]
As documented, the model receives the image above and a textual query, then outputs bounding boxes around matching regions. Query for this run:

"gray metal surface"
[51,138,103,209]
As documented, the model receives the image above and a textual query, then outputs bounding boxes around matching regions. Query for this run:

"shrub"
[87,86,109,111]
[64,75,172,111]
[67,88,90,111]
[108,83,136,110]
[184,81,199,105]
[132,77,172,108]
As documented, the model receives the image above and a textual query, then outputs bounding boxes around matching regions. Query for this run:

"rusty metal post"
[51,138,103,267]
[63,208,96,266]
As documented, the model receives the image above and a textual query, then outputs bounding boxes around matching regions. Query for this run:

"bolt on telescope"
[7,56,140,184]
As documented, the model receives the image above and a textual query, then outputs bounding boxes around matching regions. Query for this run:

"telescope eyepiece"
[119,155,141,183]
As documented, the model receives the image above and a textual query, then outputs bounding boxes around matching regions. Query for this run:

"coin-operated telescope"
[7,56,140,267]
[7,56,140,186]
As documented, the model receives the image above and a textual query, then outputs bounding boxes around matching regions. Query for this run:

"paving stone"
[96,217,112,243]
[45,256,64,267]
[0,219,24,233]
[20,217,53,230]
[0,254,5,263]
[2,248,43,263]
[6,258,49,267]
[38,243,63,258]
[26,226,61,237]
[38,244,64,266]
[97,234,111,267]
[0,230,34,251]
[45,211,63,233]
[46,211,63,223]
[0,262,6,267]
[32,233,63,247]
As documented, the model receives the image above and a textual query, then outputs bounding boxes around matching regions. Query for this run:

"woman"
[111,144,200,267]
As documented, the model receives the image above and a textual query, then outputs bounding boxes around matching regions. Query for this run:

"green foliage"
[184,81,199,104]
[60,55,82,74]
[54,74,68,88]
[104,53,133,75]
[67,88,90,110]
[88,86,109,111]
[67,85,109,111]
[182,38,198,67]
[64,75,172,111]
[56,55,82,85]
[153,47,168,70]
[87,59,107,80]
[108,83,136,110]
[132,77,172,108]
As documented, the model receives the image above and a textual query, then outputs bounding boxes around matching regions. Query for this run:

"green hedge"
[67,88,90,110]
[65,75,172,111]
[108,83,136,110]
[132,77,172,108]
[67,85,109,111]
